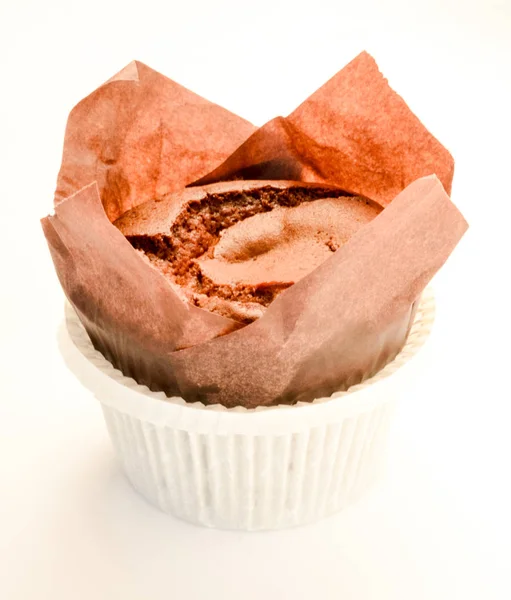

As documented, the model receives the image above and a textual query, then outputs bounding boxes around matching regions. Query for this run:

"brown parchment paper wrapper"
[54,61,255,222]
[193,52,454,207]
[42,52,467,408]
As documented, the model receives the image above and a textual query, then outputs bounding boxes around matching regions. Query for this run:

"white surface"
[1,0,510,597]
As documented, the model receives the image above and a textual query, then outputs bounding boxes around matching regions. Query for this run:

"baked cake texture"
[114,181,382,323]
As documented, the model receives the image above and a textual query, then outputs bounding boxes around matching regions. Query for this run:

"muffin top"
[114,180,382,323]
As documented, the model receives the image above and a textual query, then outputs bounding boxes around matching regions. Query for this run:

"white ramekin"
[63,288,434,530]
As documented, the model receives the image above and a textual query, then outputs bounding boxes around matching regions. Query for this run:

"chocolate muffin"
[114,181,382,323]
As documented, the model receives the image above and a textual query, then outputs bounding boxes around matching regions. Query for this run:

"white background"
[1,0,510,598]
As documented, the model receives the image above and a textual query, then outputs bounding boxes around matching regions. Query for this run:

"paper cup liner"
[64,288,435,530]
